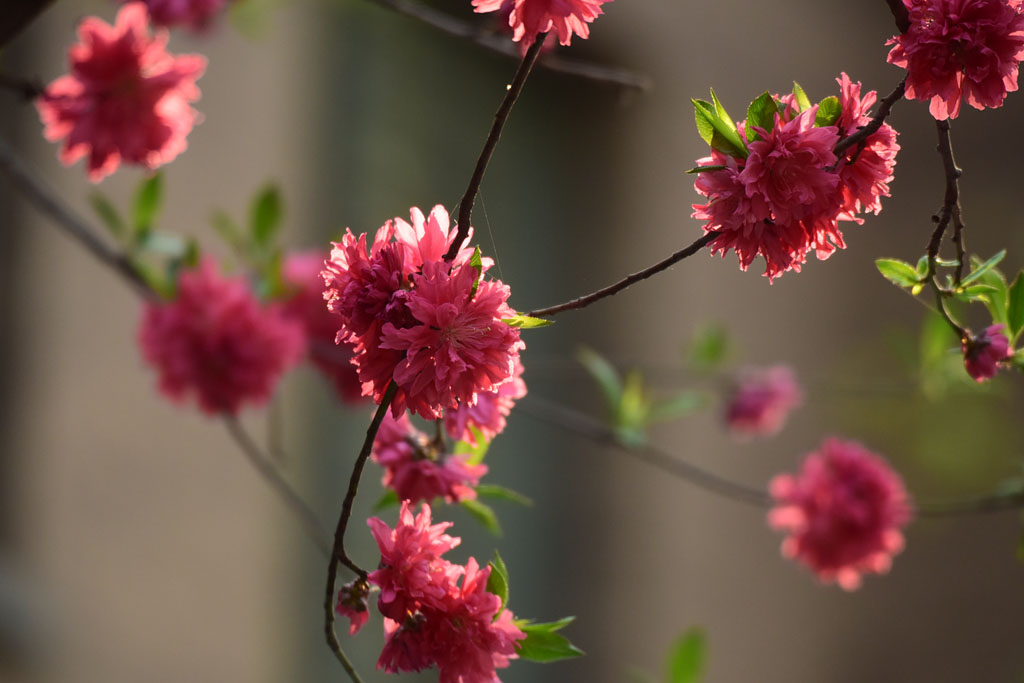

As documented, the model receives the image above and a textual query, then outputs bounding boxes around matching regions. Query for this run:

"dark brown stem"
[446,33,547,261]
[526,232,715,318]
[362,0,650,91]
[324,382,398,680]
[0,136,155,300]
[832,77,905,162]
[925,119,968,339]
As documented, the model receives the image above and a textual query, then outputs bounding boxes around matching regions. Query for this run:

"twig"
[526,233,716,318]
[361,0,651,92]
[925,119,968,339]
[831,77,905,162]
[447,33,546,261]
[915,490,1024,518]
[0,136,155,300]
[323,381,398,681]
[223,416,332,557]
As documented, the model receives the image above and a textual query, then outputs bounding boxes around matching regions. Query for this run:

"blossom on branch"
[962,323,1012,381]
[886,0,1024,120]
[835,74,901,219]
[36,3,205,181]
[335,579,370,636]
[138,259,303,415]
[724,366,802,438]
[125,0,230,30]
[472,0,611,47]
[769,438,912,590]
[445,354,527,445]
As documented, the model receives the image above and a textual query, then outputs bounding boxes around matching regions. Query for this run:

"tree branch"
[832,77,906,162]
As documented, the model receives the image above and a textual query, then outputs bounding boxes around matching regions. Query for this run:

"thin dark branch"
[0,136,155,300]
[223,417,332,558]
[362,0,650,91]
[926,119,968,339]
[519,395,773,509]
[526,232,716,318]
[324,382,398,681]
[832,77,906,161]
[885,0,911,33]
[916,490,1024,518]
[447,33,547,261]
[0,71,44,100]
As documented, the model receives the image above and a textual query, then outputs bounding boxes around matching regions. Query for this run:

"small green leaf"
[469,246,484,297]
[971,262,1009,325]
[960,250,1007,287]
[814,96,842,127]
[577,347,623,409]
[648,391,706,423]
[453,426,490,465]
[915,255,930,277]
[515,620,584,663]
[89,193,126,239]
[486,551,510,608]
[745,91,779,143]
[249,184,282,246]
[1007,273,1024,342]
[666,628,706,683]
[692,98,747,159]
[140,231,188,258]
[460,499,501,536]
[875,258,921,288]
[953,283,1000,302]
[692,98,715,146]
[475,484,533,506]
[685,165,728,174]
[791,82,811,112]
[615,370,650,447]
[501,314,553,329]
[133,172,163,240]
[687,323,729,371]
[372,489,400,512]
[212,210,247,254]
[710,89,737,134]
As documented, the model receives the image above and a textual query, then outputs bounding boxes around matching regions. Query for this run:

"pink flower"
[725,366,803,438]
[472,0,611,46]
[335,579,370,636]
[769,438,912,590]
[445,354,527,445]
[36,3,205,181]
[962,323,1012,381]
[125,0,229,30]
[887,0,1024,120]
[138,259,304,415]
[373,412,487,503]
[282,251,363,403]
[835,74,901,219]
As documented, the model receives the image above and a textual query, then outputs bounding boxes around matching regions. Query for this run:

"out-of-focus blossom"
[962,323,1012,381]
[725,365,803,437]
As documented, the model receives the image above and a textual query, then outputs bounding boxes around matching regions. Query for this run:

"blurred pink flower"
[473,0,611,46]
[769,438,912,590]
[725,366,802,438]
[962,323,1012,381]
[138,259,303,415]
[37,3,205,181]
[887,0,1024,119]
[125,0,229,30]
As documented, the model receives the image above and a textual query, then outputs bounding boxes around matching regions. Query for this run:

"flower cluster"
[887,0,1024,120]
[37,3,205,181]
[724,365,803,438]
[692,75,900,281]
[341,502,525,682]
[125,0,230,30]
[322,205,525,420]
[373,412,487,503]
[472,0,611,47]
[769,438,912,590]
[138,259,303,415]
[962,323,1013,381]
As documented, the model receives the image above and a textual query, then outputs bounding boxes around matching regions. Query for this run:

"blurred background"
[2,0,1024,681]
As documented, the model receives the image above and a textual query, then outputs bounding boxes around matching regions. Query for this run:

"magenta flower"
[282,251,363,403]
[725,366,803,438]
[335,579,370,636]
[473,0,611,46]
[835,73,901,219]
[769,438,912,590]
[446,354,527,445]
[962,323,1012,381]
[373,412,487,503]
[138,259,303,415]
[124,0,229,30]
[36,3,205,181]
[887,0,1024,119]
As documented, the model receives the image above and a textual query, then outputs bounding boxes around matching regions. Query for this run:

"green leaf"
[687,323,729,371]
[131,259,174,299]
[791,82,811,112]
[249,184,282,246]
[935,257,960,267]
[372,489,400,512]
[515,620,584,663]
[685,165,728,174]
[875,258,921,288]
[452,426,489,465]
[745,91,779,143]
[692,98,747,159]
[960,250,1007,287]
[576,347,623,409]
[501,314,553,329]
[814,96,842,127]
[460,499,501,536]
[89,193,126,239]
[970,260,1009,325]
[133,172,163,240]
[486,551,509,608]
[475,484,533,506]
[615,370,651,447]
[469,247,484,298]
[648,391,706,423]
[953,284,1000,302]
[915,255,930,277]
[140,231,188,258]
[666,628,706,683]
[1007,273,1024,342]
[212,210,246,255]
[692,98,715,147]
[710,89,737,134]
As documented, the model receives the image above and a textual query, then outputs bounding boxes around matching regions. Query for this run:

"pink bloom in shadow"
[472,0,611,47]
[962,323,1012,381]
[835,73,901,219]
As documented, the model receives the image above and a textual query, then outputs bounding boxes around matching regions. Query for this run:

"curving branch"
[832,77,906,162]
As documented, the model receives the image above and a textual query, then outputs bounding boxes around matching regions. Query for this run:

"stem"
[916,490,1024,518]
[447,33,547,261]
[832,77,905,162]
[223,416,332,558]
[925,119,968,340]
[323,382,398,679]
[526,233,716,318]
